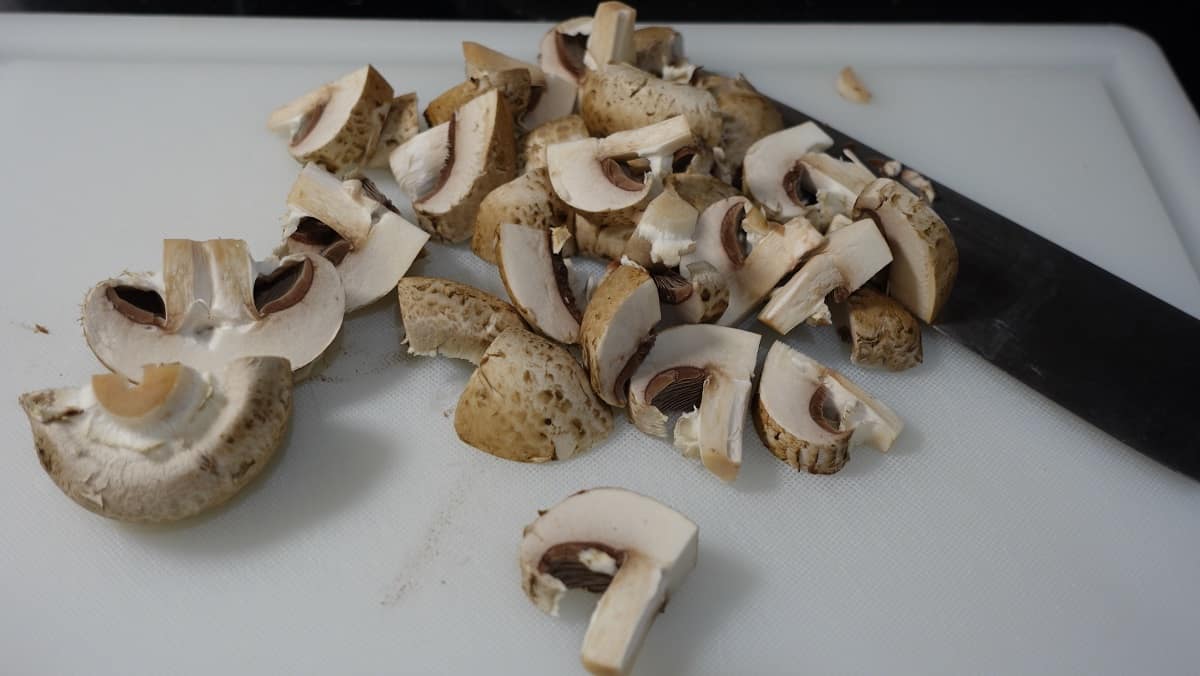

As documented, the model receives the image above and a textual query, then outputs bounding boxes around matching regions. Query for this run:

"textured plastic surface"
[2,16,1200,676]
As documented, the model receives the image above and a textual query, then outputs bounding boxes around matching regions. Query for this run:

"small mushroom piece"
[267,65,393,176]
[660,261,730,325]
[664,173,741,213]
[389,88,517,243]
[693,73,784,174]
[465,42,578,131]
[633,26,696,82]
[519,487,698,676]
[758,218,893,334]
[742,122,836,220]
[754,342,902,474]
[853,178,958,323]
[580,63,722,149]
[19,357,292,522]
[899,167,937,203]
[455,327,612,462]
[796,153,877,232]
[834,287,923,371]
[282,163,429,311]
[580,263,661,406]
[498,221,584,344]
[425,68,532,127]
[632,187,700,267]
[396,278,527,364]
[473,167,574,265]
[836,66,872,104]
[574,214,636,261]
[585,1,637,70]
[518,114,591,174]
[627,324,761,482]
[83,239,344,381]
[538,16,593,87]
[365,93,420,169]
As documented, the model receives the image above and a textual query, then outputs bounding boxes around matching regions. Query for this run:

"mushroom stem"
[580,552,666,676]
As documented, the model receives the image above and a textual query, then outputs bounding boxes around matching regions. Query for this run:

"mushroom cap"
[518,114,590,174]
[836,287,923,371]
[743,122,836,219]
[463,41,547,88]
[519,487,698,675]
[580,262,661,406]
[472,167,572,265]
[83,239,345,381]
[454,327,612,462]
[396,277,527,364]
[366,92,420,169]
[853,177,958,323]
[498,221,583,344]
[580,63,722,148]
[694,73,784,171]
[424,69,532,127]
[267,65,393,176]
[755,342,902,474]
[18,357,292,523]
[633,26,695,82]
[627,324,761,482]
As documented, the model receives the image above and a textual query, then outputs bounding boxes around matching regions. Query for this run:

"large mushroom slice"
[83,239,344,381]
[754,342,902,474]
[833,287,923,371]
[267,65,393,176]
[455,327,612,462]
[580,262,661,406]
[693,74,784,177]
[365,93,420,169]
[425,68,532,127]
[742,122,836,220]
[518,114,590,174]
[519,487,698,676]
[18,357,292,523]
[472,167,574,265]
[633,27,696,82]
[281,163,429,311]
[679,196,825,326]
[758,218,893,333]
[580,63,722,149]
[627,324,761,482]
[498,221,583,344]
[389,88,517,243]
[396,277,527,364]
[631,186,700,267]
[853,177,958,323]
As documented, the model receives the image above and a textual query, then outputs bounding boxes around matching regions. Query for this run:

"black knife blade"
[769,98,1200,479]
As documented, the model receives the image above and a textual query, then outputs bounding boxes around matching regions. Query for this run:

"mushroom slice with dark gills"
[742,121,837,220]
[498,221,585,345]
[579,261,661,407]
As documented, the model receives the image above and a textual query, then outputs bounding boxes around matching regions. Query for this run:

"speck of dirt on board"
[33,324,49,335]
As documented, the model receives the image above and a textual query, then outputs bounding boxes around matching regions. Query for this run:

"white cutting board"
[2,15,1199,676]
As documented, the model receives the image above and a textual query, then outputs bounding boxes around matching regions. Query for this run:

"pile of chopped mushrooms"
[17,3,959,674]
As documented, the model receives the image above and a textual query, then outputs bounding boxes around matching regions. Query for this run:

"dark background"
[3,1,1197,110]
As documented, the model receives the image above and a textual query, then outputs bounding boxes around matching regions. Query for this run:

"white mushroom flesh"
[742,122,835,220]
[499,221,582,344]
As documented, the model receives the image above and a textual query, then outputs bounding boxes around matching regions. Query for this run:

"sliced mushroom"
[19,357,292,522]
[742,122,836,220]
[83,239,344,381]
[580,63,722,148]
[498,221,583,344]
[455,327,612,462]
[461,41,574,130]
[758,218,893,334]
[472,167,574,265]
[518,114,590,174]
[538,16,593,87]
[693,73,784,176]
[664,173,741,213]
[396,277,527,364]
[754,342,901,474]
[425,68,532,127]
[633,26,696,82]
[853,177,958,323]
[389,88,517,243]
[797,152,876,231]
[282,163,428,311]
[833,287,923,371]
[631,186,700,267]
[660,261,730,325]
[267,65,393,176]
[584,1,637,70]
[627,324,761,482]
[365,93,420,169]
[520,488,697,676]
[835,66,872,104]
[580,263,660,406]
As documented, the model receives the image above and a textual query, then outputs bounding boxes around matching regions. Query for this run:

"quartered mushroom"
[462,41,576,130]
[659,262,730,325]
[498,221,584,344]
[83,239,344,381]
[425,68,532,127]
[758,218,893,333]
[743,122,837,220]
[455,327,612,462]
[396,277,527,364]
[833,286,923,371]
[627,324,761,482]
[389,88,517,242]
[853,177,958,323]
[267,65,393,176]
[693,73,784,178]
[580,63,722,149]
[18,357,292,523]
[281,162,428,311]
[795,152,876,231]
[754,342,902,474]
[539,16,594,87]
[519,487,698,676]
[633,26,696,82]
[580,262,661,406]
[679,196,824,326]
[631,186,700,267]
[472,167,574,265]
[518,114,590,173]
[365,93,420,169]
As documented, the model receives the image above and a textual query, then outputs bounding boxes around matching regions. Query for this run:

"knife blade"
[768,98,1200,479]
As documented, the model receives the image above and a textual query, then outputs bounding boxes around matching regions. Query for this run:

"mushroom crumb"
[33,324,49,335]
[836,66,872,104]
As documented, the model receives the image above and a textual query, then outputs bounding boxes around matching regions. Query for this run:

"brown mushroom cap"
[580,63,722,148]
[397,277,527,364]
[835,286,923,371]
[472,167,573,265]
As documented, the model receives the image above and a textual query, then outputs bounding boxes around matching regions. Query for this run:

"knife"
[768,98,1200,479]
